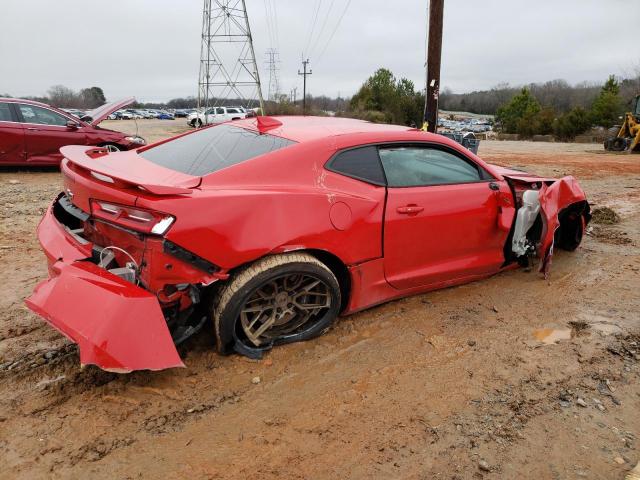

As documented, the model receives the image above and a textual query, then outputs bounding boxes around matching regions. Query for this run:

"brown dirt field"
[1,123,638,479]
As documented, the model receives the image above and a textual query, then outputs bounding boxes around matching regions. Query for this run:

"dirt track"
[1,120,638,479]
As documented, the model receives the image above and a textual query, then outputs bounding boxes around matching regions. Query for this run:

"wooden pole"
[424,0,444,133]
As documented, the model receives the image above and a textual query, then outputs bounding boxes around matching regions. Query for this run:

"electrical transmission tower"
[265,48,281,101]
[198,0,264,114]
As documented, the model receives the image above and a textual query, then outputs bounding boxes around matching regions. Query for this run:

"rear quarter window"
[326,146,386,186]
[139,124,296,176]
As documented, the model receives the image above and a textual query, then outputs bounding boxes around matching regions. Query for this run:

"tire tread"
[213,253,335,350]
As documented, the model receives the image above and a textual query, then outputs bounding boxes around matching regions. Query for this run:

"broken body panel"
[26,118,590,372]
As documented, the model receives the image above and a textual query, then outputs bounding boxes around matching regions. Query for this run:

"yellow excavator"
[605,94,640,152]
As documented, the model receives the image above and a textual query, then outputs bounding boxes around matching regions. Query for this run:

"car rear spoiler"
[61,145,199,195]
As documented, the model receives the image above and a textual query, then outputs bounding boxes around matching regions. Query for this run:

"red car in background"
[26,116,590,372]
[0,97,145,166]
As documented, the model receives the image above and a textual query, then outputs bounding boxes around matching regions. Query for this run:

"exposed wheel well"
[305,249,351,312]
[219,249,351,314]
[556,200,591,251]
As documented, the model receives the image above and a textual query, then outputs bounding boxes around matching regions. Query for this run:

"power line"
[308,0,336,59]
[263,0,276,48]
[304,0,323,58]
[315,0,353,64]
[270,0,280,51]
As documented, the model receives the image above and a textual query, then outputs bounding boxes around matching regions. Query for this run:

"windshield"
[139,124,296,176]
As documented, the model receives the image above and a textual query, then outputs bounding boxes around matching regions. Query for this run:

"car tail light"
[90,200,175,235]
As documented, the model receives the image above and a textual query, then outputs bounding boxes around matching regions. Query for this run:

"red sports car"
[0,97,145,165]
[26,116,590,372]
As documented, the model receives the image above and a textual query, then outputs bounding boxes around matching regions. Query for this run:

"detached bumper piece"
[26,261,185,373]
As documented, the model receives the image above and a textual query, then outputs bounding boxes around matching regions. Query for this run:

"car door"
[0,102,25,165]
[381,144,512,290]
[17,104,87,164]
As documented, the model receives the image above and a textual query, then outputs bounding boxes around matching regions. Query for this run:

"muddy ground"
[1,120,639,479]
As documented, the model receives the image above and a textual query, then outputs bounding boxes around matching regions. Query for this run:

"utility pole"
[198,0,264,116]
[423,0,444,133]
[298,59,312,115]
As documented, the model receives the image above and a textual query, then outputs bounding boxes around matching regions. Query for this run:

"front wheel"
[213,253,341,357]
[102,143,121,153]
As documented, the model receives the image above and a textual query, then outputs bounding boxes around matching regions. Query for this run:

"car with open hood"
[0,97,146,165]
[26,116,590,372]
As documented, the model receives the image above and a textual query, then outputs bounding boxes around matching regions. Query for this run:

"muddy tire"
[213,253,341,357]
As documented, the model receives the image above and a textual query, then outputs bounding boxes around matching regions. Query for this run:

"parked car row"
[438,117,493,134]
[0,97,145,165]
[107,108,188,121]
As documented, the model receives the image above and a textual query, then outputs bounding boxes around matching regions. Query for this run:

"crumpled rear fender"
[537,176,588,276]
[25,261,184,373]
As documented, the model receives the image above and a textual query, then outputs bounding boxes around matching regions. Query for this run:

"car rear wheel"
[213,253,341,357]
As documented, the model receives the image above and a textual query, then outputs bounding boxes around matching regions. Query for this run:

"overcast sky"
[1,0,637,103]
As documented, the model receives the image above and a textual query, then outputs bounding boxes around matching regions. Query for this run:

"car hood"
[84,97,135,126]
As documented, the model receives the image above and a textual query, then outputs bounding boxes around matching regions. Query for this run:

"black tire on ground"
[604,126,625,151]
[606,126,621,140]
[213,253,341,356]
[194,119,203,128]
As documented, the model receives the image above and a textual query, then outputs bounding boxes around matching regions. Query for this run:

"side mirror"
[66,121,79,129]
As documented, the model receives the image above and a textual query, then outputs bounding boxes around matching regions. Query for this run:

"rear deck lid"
[61,145,200,195]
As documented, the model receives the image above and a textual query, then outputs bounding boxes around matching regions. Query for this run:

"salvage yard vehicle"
[0,97,146,165]
[187,106,247,127]
[604,94,640,152]
[26,116,590,372]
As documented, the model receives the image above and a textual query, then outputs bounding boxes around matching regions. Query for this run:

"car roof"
[233,115,414,143]
[0,97,52,108]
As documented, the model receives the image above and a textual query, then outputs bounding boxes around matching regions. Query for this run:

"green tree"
[590,75,623,128]
[349,68,424,126]
[495,87,541,134]
[553,107,591,140]
[80,87,106,108]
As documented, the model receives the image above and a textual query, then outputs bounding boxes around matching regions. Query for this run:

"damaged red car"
[0,97,145,165]
[26,116,590,372]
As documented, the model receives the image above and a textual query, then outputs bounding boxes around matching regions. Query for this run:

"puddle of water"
[533,328,573,344]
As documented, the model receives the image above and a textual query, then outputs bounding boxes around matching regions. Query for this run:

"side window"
[227,108,239,114]
[379,146,483,187]
[216,108,226,115]
[0,102,14,122]
[327,146,386,186]
[19,104,68,126]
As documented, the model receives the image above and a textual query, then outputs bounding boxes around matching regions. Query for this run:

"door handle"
[397,205,424,215]
[27,127,40,131]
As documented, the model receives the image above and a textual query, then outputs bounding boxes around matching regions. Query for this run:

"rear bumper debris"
[25,204,184,373]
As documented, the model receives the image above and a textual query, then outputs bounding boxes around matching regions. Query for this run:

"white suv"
[187,106,247,128]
